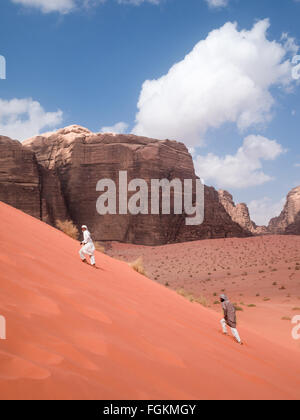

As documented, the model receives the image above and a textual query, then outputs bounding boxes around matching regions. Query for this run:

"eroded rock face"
[0,135,68,224]
[218,190,268,235]
[268,186,300,235]
[0,135,41,219]
[23,125,250,245]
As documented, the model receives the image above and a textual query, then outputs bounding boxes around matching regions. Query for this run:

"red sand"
[0,202,300,400]
[108,236,300,352]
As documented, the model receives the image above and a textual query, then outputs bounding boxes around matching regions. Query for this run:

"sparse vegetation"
[129,257,146,276]
[56,219,79,240]
[94,242,105,253]
[176,289,208,307]
[194,296,209,307]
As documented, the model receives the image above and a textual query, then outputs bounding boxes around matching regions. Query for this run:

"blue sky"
[0,0,300,225]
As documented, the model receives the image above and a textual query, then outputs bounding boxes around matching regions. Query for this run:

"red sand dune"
[0,201,299,400]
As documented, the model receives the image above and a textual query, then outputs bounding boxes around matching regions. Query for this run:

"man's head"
[220,294,228,303]
[81,225,87,232]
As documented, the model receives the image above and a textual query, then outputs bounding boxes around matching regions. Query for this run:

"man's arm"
[223,303,228,321]
[81,231,88,245]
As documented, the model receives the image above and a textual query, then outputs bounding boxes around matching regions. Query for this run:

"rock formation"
[268,186,300,235]
[0,135,41,219]
[0,135,68,225]
[218,190,268,235]
[21,125,250,245]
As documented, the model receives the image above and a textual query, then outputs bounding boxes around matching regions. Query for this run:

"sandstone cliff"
[0,135,68,225]
[22,125,249,245]
[268,186,300,235]
[0,135,41,219]
[218,190,268,235]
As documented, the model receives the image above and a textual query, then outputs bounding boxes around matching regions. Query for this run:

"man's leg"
[79,246,87,262]
[90,253,96,266]
[230,327,242,344]
[220,319,228,334]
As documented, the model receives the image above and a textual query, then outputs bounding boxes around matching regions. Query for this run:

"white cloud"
[100,121,129,134]
[11,0,159,13]
[248,197,285,226]
[205,0,228,9]
[117,0,160,5]
[193,135,285,189]
[294,163,300,167]
[0,98,63,141]
[281,32,299,55]
[133,19,296,146]
[11,0,77,14]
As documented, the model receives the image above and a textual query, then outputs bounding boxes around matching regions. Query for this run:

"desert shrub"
[56,219,79,240]
[177,289,193,301]
[234,305,243,312]
[94,242,105,253]
[177,289,208,307]
[129,257,146,276]
[248,304,256,308]
[281,316,291,321]
[194,296,208,307]
[292,307,300,311]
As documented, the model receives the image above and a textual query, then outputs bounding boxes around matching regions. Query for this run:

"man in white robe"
[79,225,96,267]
